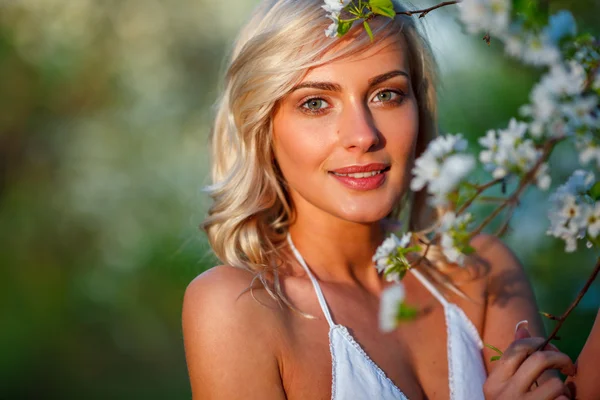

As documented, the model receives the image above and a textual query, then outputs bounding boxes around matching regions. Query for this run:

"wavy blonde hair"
[203,0,441,306]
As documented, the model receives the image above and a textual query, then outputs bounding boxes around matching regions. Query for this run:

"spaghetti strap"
[287,234,336,328]
[411,268,448,306]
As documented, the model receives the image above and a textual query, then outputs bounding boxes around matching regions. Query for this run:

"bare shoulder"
[470,233,524,274]
[182,265,287,399]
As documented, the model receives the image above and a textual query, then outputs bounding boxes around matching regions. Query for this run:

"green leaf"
[369,0,396,18]
[337,20,354,36]
[511,0,549,30]
[490,355,502,362]
[397,302,418,321]
[589,181,600,201]
[484,343,504,356]
[461,244,476,255]
[363,21,374,41]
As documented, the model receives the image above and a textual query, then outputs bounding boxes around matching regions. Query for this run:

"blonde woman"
[183,0,600,398]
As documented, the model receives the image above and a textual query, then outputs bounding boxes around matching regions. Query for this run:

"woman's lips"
[329,164,389,191]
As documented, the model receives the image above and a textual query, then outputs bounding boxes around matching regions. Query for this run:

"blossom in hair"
[322,0,350,14]
[322,0,350,37]
[411,134,475,205]
[379,284,405,332]
[547,170,596,252]
[438,212,474,266]
[324,11,340,38]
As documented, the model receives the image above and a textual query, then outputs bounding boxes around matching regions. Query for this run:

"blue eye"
[302,98,330,112]
[373,90,404,103]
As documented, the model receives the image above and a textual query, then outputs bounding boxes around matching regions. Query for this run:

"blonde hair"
[203,0,440,305]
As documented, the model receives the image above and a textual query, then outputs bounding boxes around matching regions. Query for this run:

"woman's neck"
[288,211,386,289]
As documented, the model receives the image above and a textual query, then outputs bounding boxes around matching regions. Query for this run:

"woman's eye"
[373,90,404,103]
[301,98,330,112]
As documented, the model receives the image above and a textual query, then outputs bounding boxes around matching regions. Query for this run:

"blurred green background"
[1,1,599,398]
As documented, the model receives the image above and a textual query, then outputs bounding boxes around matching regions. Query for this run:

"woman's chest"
[280,303,475,399]
[277,275,486,400]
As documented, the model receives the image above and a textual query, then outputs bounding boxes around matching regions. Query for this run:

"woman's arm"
[472,234,548,369]
[182,266,287,400]
[566,308,600,399]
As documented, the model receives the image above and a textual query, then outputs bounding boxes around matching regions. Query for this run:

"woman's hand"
[483,321,577,400]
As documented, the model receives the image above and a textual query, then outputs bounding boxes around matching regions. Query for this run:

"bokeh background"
[1,0,599,398]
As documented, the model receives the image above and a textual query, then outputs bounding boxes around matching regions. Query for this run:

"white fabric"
[287,234,487,400]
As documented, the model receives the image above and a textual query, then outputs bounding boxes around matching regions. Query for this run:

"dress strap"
[287,234,336,328]
[410,269,449,307]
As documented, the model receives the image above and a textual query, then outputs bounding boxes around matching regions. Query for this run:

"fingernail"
[515,320,528,333]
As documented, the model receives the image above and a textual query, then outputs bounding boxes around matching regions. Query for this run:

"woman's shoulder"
[183,265,284,329]
[470,233,525,276]
[182,265,288,397]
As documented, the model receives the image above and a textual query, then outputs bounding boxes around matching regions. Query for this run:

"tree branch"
[537,256,600,351]
[396,1,461,18]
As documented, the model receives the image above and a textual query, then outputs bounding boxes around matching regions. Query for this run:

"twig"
[494,200,519,237]
[396,1,460,18]
[456,177,505,216]
[537,256,600,351]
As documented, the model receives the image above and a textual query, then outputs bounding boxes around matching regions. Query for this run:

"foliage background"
[1,0,599,398]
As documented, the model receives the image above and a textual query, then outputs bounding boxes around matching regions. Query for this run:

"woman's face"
[272,35,419,224]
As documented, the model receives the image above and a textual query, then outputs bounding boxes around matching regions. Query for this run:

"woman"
[183,0,600,398]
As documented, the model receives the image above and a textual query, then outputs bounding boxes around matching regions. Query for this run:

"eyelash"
[298,88,406,115]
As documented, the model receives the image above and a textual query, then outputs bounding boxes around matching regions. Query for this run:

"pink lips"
[329,163,389,191]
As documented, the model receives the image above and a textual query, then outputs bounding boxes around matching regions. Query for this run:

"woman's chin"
[335,202,396,224]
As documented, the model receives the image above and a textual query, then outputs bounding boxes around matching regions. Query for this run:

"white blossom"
[578,135,600,169]
[478,118,549,189]
[438,212,473,266]
[547,170,596,252]
[372,233,411,279]
[379,284,405,333]
[519,61,589,140]
[457,0,511,37]
[520,32,561,66]
[561,96,599,129]
[581,203,600,238]
[411,134,475,205]
[322,0,350,13]
[324,11,340,38]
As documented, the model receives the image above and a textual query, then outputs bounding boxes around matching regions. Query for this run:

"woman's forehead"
[301,36,410,83]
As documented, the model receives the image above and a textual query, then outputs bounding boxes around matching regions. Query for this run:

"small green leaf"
[337,20,354,36]
[490,355,502,362]
[484,343,504,356]
[397,302,418,321]
[369,0,396,18]
[363,21,373,41]
[589,181,600,201]
[461,244,476,255]
[511,0,548,30]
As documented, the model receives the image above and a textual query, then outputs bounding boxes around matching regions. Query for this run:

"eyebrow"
[291,70,409,93]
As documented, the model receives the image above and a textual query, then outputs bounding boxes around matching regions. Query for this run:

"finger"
[525,377,567,400]
[495,337,548,379]
[515,351,575,393]
[515,320,531,340]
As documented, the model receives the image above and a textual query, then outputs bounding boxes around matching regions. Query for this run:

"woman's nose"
[338,103,380,153]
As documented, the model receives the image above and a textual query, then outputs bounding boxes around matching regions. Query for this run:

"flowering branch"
[537,256,600,351]
[396,1,460,18]
[470,137,563,239]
